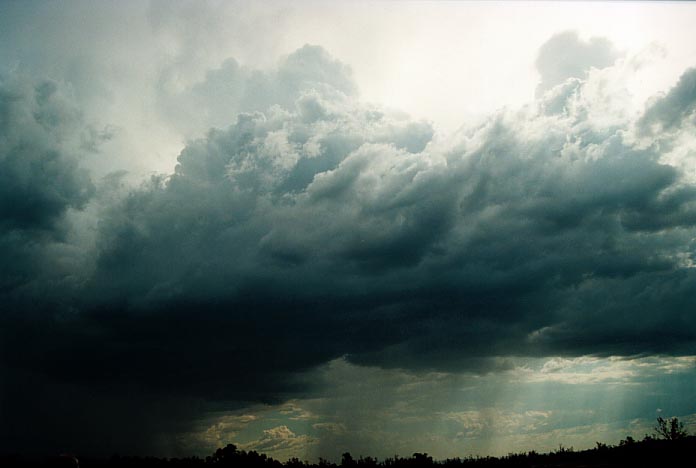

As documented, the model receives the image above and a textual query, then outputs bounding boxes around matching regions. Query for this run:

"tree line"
[2,417,693,467]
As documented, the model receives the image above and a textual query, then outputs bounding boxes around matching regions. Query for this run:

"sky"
[2,0,696,462]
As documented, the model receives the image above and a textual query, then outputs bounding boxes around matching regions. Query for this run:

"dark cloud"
[62,46,696,381]
[0,76,94,297]
[535,31,619,96]
[3,42,696,456]
[0,78,93,231]
[0,365,207,457]
[0,49,434,455]
[0,75,101,455]
[638,67,696,134]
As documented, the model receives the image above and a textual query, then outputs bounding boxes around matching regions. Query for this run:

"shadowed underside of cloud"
[2,34,696,455]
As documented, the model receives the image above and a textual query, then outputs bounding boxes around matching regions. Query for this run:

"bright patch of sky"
[180,356,696,460]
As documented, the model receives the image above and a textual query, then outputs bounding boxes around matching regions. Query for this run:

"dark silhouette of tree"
[654,416,688,440]
[357,456,378,466]
[211,444,238,464]
[8,427,696,468]
[410,453,433,465]
[286,458,307,468]
[341,453,355,467]
[317,457,335,468]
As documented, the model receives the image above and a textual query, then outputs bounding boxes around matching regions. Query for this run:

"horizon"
[2,0,696,462]
[4,421,694,464]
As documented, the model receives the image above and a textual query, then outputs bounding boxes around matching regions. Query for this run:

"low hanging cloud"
[2,32,696,455]
[241,425,317,460]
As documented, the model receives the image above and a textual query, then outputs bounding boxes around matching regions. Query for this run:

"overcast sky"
[2,0,696,462]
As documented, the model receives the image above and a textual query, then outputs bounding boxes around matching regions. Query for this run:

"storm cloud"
[2,22,696,457]
[0,75,94,301]
[86,48,696,379]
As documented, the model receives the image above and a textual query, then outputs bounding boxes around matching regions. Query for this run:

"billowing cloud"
[159,44,360,138]
[11,40,694,400]
[0,78,92,231]
[638,67,696,134]
[3,29,696,458]
[535,31,619,95]
[0,75,94,303]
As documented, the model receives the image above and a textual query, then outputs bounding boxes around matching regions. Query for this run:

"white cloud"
[444,409,553,438]
[179,414,259,452]
[510,356,696,385]
[241,426,317,461]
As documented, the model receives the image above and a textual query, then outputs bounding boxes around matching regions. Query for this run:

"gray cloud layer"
[2,35,696,456]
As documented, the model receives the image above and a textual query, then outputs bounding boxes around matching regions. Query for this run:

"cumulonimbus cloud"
[2,36,696,454]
